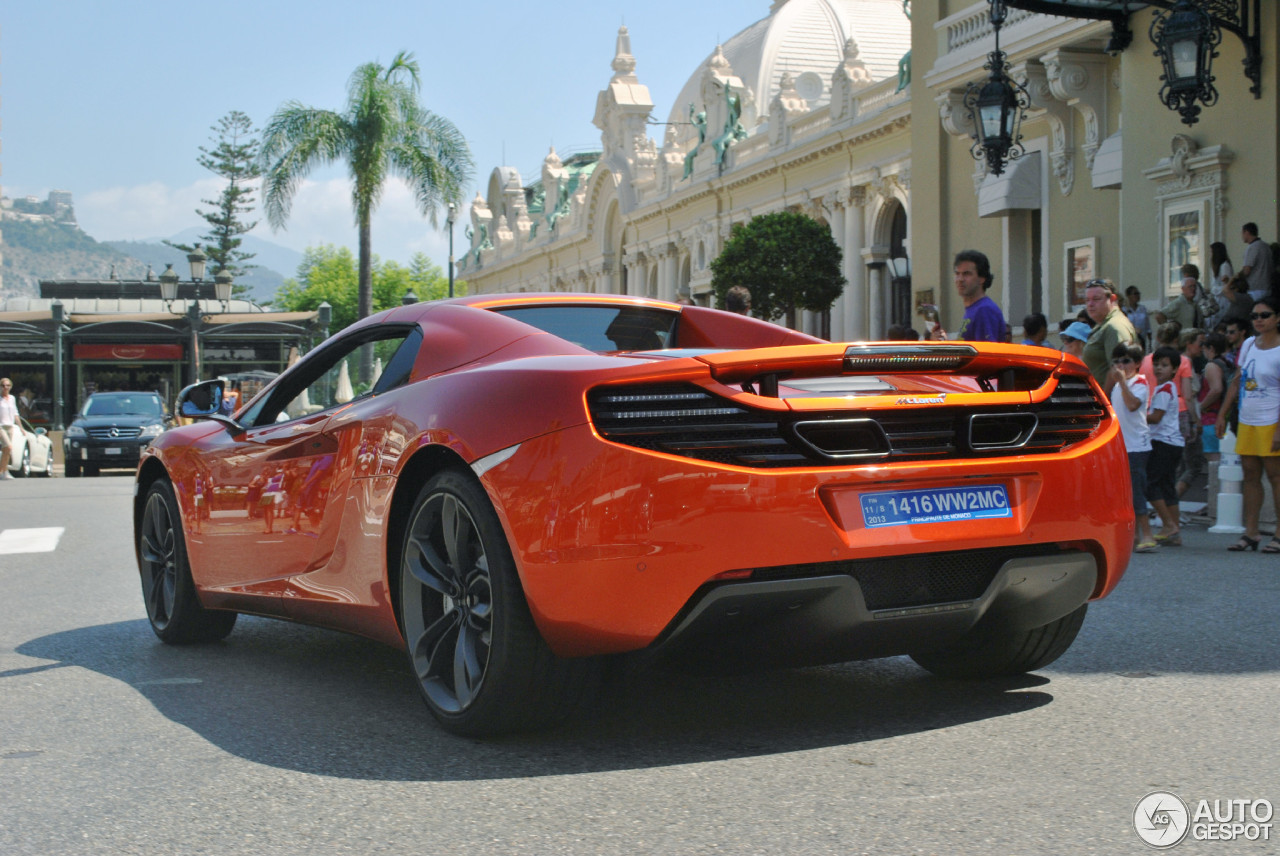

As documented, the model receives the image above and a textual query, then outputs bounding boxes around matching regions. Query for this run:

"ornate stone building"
[462,0,1278,341]
[460,0,914,340]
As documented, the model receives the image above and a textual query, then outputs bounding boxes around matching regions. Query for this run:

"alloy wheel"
[139,490,179,630]
[402,490,494,713]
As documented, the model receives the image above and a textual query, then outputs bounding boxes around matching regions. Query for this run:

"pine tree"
[167,111,261,277]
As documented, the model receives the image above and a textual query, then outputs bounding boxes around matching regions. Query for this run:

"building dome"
[664,0,910,137]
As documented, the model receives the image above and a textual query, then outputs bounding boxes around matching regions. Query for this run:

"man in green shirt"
[1082,278,1138,387]
[1154,276,1201,331]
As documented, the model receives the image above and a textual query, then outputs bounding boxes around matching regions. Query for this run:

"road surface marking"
[0,527,65,554]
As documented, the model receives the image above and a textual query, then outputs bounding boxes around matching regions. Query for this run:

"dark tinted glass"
[494,306,679,352]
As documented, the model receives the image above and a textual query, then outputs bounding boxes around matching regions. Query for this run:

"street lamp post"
[447,202,457,298]
[51,300,66,430]
[158,247,233,386]
[317,301,332,343]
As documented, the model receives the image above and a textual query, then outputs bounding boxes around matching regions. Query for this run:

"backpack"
[1194,283,1218,326]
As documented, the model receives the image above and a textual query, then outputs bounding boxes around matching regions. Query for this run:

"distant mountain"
[1,219,146,294]
[159,227,305,285]
[1,195,302,303]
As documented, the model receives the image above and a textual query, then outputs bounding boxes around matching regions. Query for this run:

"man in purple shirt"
[932,249,1005,341]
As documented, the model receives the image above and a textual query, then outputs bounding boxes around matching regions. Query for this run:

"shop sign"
[73,344,184,361]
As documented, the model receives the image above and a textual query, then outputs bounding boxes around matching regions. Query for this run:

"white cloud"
[76,177,460,267]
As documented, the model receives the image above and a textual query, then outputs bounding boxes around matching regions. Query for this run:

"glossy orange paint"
[479,405,1132,657]
[138,295,1133,662]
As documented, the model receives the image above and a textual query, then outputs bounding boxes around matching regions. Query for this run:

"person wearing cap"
[1060,321,1092,360]
[1082,278,1139,387]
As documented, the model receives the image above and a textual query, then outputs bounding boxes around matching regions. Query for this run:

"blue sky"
[3,1,780,273]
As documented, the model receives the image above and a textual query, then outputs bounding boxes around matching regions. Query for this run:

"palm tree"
[260,51,473,348]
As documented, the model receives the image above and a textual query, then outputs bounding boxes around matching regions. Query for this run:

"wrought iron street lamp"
[1001,1,1262,127]
[186,245,208,283]
[1151,0,1222,125]
[158,253,236,384]
[964,0,1030,176]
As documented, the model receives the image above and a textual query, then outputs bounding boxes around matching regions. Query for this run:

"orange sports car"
[134,294,1133,735]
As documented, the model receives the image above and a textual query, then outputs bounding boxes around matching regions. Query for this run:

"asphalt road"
[1,475,1276,855]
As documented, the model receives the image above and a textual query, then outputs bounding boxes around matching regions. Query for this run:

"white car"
[7,417,55,477]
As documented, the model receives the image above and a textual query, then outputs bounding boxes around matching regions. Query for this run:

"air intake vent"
[588,375,1107,469]
[589,384,808,467]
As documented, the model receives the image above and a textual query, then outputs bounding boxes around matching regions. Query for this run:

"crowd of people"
[915,224,1280,555]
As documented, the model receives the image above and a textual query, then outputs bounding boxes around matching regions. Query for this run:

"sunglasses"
[1251,312,1276,320]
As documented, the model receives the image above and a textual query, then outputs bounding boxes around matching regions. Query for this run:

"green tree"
[260,50,473,372]
[710,211,845,328]
[166,111,261,281]
[273,244,463,334]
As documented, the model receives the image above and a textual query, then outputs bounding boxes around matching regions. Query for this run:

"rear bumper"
[646,551,1097,668]
[479,421,1132,657]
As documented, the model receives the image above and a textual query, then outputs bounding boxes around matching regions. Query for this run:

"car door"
[185,324,420,596]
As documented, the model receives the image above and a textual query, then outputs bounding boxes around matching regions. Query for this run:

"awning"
[978,151,1041,218]
[0,310,53,323]
[1092,130,1122,189]
[68,313,180,325]
[204,311,318,325]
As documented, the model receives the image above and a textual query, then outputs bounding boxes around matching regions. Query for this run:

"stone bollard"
[1210,429,1245,534]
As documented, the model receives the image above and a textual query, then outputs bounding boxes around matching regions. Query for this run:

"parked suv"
[63,391,172,477]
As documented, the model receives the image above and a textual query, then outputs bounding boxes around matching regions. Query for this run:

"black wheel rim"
[139,491,179,630]
[403,490,493,713]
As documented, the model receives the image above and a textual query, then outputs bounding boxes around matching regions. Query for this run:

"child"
[1107,342,1156,552]
[1148,346,1187,544]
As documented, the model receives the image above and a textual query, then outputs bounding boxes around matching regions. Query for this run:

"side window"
[247,326,418,427]
[371,327,423,394]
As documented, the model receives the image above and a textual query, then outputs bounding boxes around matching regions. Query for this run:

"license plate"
[860,484,1011,528]
[104,447,123,455]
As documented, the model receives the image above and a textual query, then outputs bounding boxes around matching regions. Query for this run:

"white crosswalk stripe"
[0,527,65,554]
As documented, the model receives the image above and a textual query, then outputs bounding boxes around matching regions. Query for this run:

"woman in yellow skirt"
[1218,295,1280,551]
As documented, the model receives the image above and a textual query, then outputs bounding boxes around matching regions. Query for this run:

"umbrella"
[335,360,354,403]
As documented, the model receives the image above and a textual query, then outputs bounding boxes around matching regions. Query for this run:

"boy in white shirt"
[1106,343,1156,552]
[1148,346,1187,544]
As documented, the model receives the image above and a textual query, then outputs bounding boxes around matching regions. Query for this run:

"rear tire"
[910,604,1087,679]
[398,468,596,736]
[137,478,237,644]
[15,447,30,478]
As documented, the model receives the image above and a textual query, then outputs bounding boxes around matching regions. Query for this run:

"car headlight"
[139,423,166,440]
[65,424,87,438]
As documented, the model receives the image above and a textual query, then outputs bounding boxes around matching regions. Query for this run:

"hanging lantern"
[964,1,1030,176]
[1151,0,1221,126]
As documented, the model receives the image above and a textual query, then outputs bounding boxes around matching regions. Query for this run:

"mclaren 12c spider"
[134,294,1133,735]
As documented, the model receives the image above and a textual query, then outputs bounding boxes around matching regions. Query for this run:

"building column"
[662,248,678,303]
[844,187,866,341]
[862,246,890,341]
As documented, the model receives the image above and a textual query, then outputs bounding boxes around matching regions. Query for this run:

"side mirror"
[178,379,225,418]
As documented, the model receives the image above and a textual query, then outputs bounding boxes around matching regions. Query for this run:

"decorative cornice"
[936,89,975,138]
[1040,48,1108,171]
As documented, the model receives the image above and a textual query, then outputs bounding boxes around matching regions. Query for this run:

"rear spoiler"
[697,343,1067,396]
